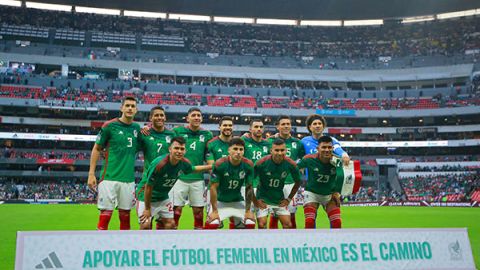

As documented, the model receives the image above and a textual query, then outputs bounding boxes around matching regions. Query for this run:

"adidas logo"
[35,252,63,269]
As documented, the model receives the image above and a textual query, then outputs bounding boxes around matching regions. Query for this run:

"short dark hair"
[276,115,291,125]
[318,135,333,144]
[249,118,263,127]
[219,116,233,126]
[170,136,186,145]
[272,138,285,146]
[229,137,245,147]
[306,114,326,133]
[121,96,137,105]
[187,107,202,115]
[149,106,165,118]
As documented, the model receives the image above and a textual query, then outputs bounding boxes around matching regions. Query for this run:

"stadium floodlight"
[256,18,297,26]
[437,9,478,20]
[124,10,166,19]
[75,6,120,15]
[26,2,71,11]
[401,15,435,24]
[214,16,254,24]
[343,19,383,26]
[300,20,342,26]
[0,0,21,7]
[169,13,211,22]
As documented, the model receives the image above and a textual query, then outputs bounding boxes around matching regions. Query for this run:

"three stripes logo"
[35,252,63,269]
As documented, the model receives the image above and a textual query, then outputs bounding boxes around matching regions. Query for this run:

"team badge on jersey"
[199,135,205,142]
[178,170,184,177]
[239,171,246,179]
[133,130,138,137]
[281,171,288,178]
[263,146,268,152]
[166,136,171,143]
[292,142,297,149]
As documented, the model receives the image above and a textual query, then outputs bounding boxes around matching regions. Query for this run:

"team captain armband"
[335,160,362,196]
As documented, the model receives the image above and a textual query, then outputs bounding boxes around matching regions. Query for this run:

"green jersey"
[95,118,141,183]
[173,126,213,182]
[297,154,341,195]
[211,157,254,203]
[242,134,271,187]
[268,135,305,184]
[255,155,301,205]
[136,154,194,202]
[139,128,176,177]
[206,136,230,162]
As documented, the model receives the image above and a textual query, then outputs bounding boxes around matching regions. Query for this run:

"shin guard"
[118,209,131,230]
[304,205,317,229]
[97,210,113,230]
[327,207,342,229]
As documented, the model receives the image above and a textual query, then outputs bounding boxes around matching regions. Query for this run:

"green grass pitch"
[0,204,478,269]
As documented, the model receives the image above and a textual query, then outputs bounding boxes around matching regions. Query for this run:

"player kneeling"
[137,136,212,229]
[204,138,256,229]
[253,139,301,229]
[298,136,343,229]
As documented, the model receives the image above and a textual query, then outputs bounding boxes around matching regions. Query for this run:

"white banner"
[16,228,475,270]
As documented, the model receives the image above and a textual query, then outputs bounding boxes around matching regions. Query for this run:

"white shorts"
[172,180,205,207]
[256,204,290,218]
[303,191,332,206]
[97,180,135,210]
[136,199,174,222]
[209,201,248,222]
[283,183,297,213]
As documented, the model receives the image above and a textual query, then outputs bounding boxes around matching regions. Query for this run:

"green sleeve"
[297,158,306,170]
[145,160,158,186]
[210,164,220,183]
[95,127,109,147]
[290,164,302,183]
[298,142,306,160]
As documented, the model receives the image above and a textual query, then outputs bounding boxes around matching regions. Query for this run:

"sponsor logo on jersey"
[118,131,124,135]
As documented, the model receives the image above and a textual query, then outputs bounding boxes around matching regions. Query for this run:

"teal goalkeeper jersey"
[211,157,254,203]
[255,155,301,205]
[95,118,141,183]
[136,154,194,202]
[297,154,341,195]
[173,126,213,182]
[139,128,176,177]
[268,135,305,184]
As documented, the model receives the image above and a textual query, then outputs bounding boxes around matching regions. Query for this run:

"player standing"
[268,115,305,229]
[136,106,176,229]
[253,139,301,229]
[204,138,255,229]
[88,96,141,230]
[172,108,213,229]
[138,137,212,230]
[297,136,343,229]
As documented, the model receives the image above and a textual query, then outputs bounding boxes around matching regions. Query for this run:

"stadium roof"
[28,0,480,20]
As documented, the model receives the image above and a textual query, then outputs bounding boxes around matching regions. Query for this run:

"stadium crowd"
[1,6,480,57]
[0,5,479,65]
[0,179,94,201]
[400,173,480,202]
